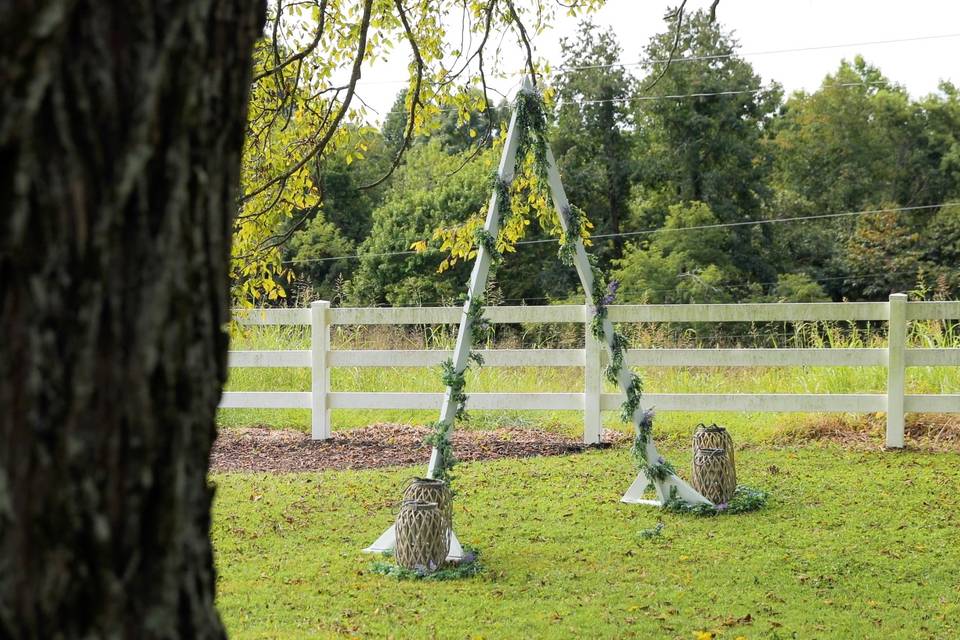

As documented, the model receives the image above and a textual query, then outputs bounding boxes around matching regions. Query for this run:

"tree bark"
[0,1,265,637]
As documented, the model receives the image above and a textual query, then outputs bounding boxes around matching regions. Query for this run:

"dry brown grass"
[775,412,960,451]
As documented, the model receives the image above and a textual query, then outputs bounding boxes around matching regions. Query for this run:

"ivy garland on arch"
[425,174,511,485]
[426,86,678,492]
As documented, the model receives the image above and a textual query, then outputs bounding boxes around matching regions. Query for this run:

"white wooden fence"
[221,294,960,448]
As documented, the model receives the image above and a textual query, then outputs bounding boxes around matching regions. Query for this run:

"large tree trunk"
[0,1,265,637]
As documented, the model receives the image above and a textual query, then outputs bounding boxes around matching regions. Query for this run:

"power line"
[576,81,886,106]
[281,202,955,266]
[496,269,927,302]
[334,31,959,117]
[595,203,947,241]
[374,80,889,119]
[377,269,930,307]
[552,32,960,73]
[332,33,960,90]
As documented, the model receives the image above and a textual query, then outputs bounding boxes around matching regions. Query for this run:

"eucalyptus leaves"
[425,305,496,484]
[546,124,676,491]
[425,358,467,484]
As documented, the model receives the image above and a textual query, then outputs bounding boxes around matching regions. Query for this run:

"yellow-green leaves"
[236,1,606,303]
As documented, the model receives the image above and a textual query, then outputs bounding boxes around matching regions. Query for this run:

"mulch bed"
[211,413,960,473]
[210,423,628,472]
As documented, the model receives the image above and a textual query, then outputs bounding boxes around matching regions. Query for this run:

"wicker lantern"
[403,477,453,539]
[692,448,736,504]
[394,500,449,572]
[693,423,736,489]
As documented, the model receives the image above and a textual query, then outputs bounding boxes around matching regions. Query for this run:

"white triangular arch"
[364,78,710,560]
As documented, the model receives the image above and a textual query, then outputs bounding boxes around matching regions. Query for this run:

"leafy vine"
[466,294,493,357]
[371,547,483,580]
[427,178,504,485]
[428,296,493,485]
[513,89,550,187]
[555,184,678,490]
[425,419,456,485]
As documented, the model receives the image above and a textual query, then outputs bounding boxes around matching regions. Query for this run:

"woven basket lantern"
[693,423,736,489]
[394,500,449,572]
[403,477,453,538]
[691,448,736,504]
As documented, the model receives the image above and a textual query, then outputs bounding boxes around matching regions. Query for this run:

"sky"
[352,0,960,122]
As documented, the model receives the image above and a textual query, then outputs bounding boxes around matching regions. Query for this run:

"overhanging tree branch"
[640,0,687,93]
[357,0,426,190]
[253,0,328,83]
[240,0,373,204]
[505,0,538,86]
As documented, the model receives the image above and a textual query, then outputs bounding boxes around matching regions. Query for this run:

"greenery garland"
[370,548,483,581]
[637,522,665,540]
[557,204,589,267]
[441,358,468,421]
[473,228,500,263]
[425,294,490,486]
[545,112,679,492]
[425,419,457,485]
[514,89,550,186]
[466,294,493,358]
[426,177,506,485]
[663,486,770,516]
[492,173,512,228]
[472,173,511,265]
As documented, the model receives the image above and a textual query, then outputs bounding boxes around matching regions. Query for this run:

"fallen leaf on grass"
[721,613,753,627]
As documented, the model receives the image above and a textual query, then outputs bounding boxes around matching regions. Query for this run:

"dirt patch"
[210,423,628,472]
[778,413,960,451]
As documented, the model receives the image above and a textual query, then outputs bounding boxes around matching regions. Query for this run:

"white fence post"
[311,300,331,440]
[886,293,907,448]
[583,305,602,444]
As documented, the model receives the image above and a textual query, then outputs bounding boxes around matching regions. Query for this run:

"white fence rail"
[222,294,960,448]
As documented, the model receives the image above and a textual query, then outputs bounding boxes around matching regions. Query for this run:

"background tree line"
[280,10,960,306]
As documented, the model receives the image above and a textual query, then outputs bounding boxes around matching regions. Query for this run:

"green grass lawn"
[212,444,960,639]
[213,323,959,637]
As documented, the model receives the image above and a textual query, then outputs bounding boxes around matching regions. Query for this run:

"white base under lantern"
[363,523,466,562]
[620,468,714,507]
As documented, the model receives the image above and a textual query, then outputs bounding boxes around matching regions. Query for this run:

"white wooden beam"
[219,392,311,409]
[607,302,887,322]
[227,350,311,367]
[329,391,583,411]
[905,348,960,367]
[233,308,311,325]
[365,78,526,557]
[328,348,583,368]
[623,348,886,368]
[599,393,886,413]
